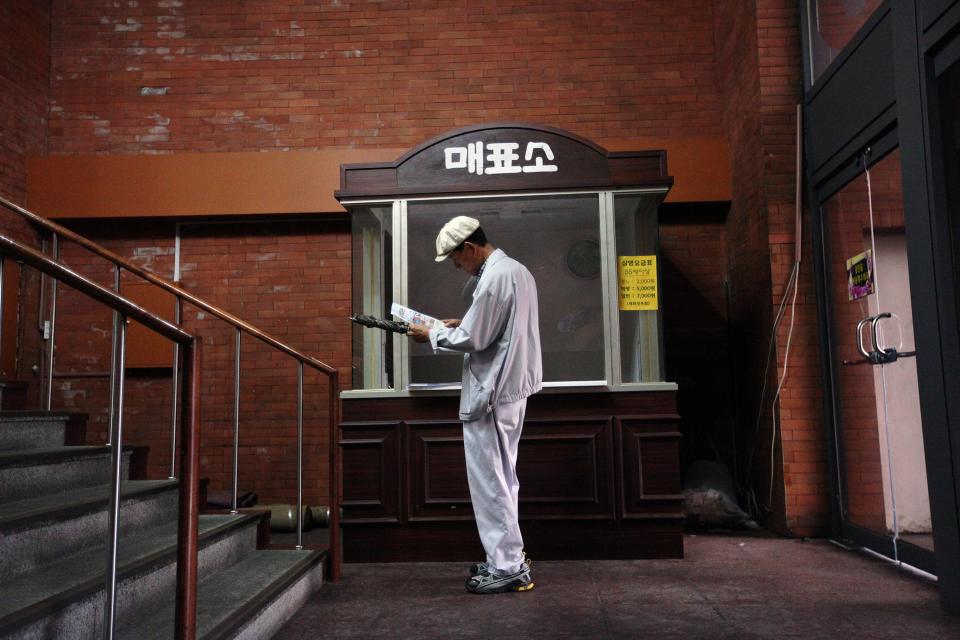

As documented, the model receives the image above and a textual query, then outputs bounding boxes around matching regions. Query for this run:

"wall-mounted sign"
[846,250,874,301]
[618,255,659,310]
[336,123,671,200]
[443,141,558,175]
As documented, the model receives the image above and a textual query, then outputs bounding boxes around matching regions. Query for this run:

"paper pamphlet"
[390,303,443,330]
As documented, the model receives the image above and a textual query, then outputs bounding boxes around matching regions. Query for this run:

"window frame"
[342,187,677,399]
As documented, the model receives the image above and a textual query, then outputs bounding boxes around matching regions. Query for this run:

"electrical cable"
[743,103,804,515]
[769,261,800,505]
[743,259,799,514]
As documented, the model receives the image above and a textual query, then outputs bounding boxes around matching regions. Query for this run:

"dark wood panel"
[407,416,617,521]
[618,416,683,520]
[517,417,615,519]
[407,420,474,522]
[340,422,402,523]
[339,391,683,561]
[343,522,485,563]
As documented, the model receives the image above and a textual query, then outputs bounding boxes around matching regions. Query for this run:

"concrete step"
[0,479,180,579]
[0,411,87,449]
[117,548,326,640]
[0,446,130,503]
[0,512,263,640]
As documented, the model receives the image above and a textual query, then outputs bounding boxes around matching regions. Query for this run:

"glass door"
[824,148,934,562]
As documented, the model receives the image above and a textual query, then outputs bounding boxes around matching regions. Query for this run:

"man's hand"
[407,323,431,343]
[442,319,461,328]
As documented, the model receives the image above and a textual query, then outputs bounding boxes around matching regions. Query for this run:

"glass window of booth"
[407,194,605,385]
[348,190,667,394]
[350,205,393,390]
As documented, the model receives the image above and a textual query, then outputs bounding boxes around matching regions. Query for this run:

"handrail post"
[107,266,120,447]
[45,233,59,411]
[231,328,241,513]
[169,296,182,479]
[296,361,304,550]
[175,338,201,640]
[328,370,341,581]
[102,316,127,640]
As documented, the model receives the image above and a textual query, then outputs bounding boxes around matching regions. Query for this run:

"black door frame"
[799,0,960,613]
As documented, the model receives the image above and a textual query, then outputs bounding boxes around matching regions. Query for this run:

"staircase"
[0,411,325,639]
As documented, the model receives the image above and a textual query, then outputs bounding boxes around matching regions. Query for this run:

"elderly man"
[407,215,542,594]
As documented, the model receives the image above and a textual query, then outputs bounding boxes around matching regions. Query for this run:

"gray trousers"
[462,397,527,576]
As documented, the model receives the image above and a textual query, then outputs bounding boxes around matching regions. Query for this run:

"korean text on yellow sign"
[618,256,659,311]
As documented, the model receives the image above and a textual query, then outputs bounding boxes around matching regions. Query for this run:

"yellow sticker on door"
[618,256,659,311]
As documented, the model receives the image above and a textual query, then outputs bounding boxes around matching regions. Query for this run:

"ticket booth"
[336,123,682,561]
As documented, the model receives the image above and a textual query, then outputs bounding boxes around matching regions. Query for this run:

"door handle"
[843,312,917,366]
[856,316,872,360]
[869,312,891,355]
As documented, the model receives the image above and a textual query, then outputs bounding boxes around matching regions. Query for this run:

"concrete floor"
[274,534,960,639]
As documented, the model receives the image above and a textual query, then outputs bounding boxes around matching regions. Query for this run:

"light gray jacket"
[429,249,543,421]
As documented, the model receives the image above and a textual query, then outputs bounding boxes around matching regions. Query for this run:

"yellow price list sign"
[618,255,659,311]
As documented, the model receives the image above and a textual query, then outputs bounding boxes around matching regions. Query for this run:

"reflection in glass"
[805,0,883,84]
[406,195,604,384]
[825,149,933,552]
[350,205,393,389]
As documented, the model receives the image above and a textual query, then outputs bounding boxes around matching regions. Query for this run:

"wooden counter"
[340,389,683,562]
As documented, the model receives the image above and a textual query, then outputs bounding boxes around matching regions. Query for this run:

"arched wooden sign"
[336,122,672,200]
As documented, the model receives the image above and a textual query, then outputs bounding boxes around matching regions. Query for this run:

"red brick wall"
[47,0,722,153]
[0,0,49,212]
[41,0,732,510]
[758,0,826,536]
[1,0,50,398]
[52,219,178,459]
[713,0,827,535]
[53,218,350,506]
[178,219,349,507]
[36,0,834,534]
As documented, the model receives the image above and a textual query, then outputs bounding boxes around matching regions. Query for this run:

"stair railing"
[0,196,342,623]
[0,233,202,640]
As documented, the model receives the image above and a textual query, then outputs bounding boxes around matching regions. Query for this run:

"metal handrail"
[0,234,201,640]
[0,194,341,583]
[0,196,335,373]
